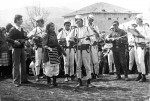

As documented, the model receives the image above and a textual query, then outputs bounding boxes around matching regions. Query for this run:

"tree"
[23,5,50,32]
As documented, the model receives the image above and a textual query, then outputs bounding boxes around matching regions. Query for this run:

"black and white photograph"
[0,0,150,100]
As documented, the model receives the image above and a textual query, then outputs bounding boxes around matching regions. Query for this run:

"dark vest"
[9,27,25,48]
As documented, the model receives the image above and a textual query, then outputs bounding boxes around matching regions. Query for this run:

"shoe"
[125,77,129,81]
[75,78,83,88]
[36,78,39,82]
[87,83,95,88]
[21,80,32,84]
[86,79,94,87]
[68,77,71,81]
[53,76,58,86]
[109,72,114,75]
[47,76,51,84]
[115,75,122,80]
[64,77,69,82]
[135,73,142,81]
[139,74,146,82]
[71,75,75,81]
[14,84,20,87]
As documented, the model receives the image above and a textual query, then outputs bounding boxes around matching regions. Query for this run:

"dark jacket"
[108,28,128,49]
[0,34,9,53]
[7,27,26,48]
[42,32,66,63]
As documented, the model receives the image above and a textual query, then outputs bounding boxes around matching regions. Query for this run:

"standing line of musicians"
[5,13,150,87]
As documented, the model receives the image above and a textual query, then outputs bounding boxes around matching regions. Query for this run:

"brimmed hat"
[75,15,83,20]
[35,16,43,22]
[88,14,94,19]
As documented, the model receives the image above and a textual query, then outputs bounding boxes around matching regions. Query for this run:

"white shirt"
[28,26,45,38]
[135,25,150,43]
[14,24,22,31]
[57,29,71,46]
[67,26,91,45]
[87,23,99,43]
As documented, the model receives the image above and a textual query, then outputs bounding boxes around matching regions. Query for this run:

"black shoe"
[86,79,94,87]
[139,74,146,82]
[14,84,20,87]
[53,76,58,86]
[109,72,114,75]
[47,76,51,84]
[116,75,122,80]
[71,75,75,81]
[135,73,142,81]
[75,78,83,87]
[21,80,32,84]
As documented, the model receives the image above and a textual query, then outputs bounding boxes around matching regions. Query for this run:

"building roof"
[63,2,141,17]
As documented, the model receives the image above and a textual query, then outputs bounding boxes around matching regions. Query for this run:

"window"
[124,18,127,20]
[108,18,111,20]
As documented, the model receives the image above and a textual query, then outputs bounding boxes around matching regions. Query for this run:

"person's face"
[136,18,143,25]
[112,23,119,31]
[49,23,55,31]
[88,18,94,24]
[65,23,71,31]
[37,21,44,27]
[76,19,83,27]
[17,17,23,25]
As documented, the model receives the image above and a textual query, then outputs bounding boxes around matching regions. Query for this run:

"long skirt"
[44,62,59,77]
[43,47,60,77]
[0,52,9,66]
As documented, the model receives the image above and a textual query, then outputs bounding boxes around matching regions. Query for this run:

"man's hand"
[14,40,20,46]
[85,36,91,41]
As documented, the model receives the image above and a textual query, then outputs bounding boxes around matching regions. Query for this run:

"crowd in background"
[0,14,150,87]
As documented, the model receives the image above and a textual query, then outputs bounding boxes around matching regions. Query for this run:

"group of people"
[0,13,150,88]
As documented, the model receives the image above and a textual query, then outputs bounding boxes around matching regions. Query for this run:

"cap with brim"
[88,14,94,19]
[136,14,143,20]
[35,16,43,22]
[64,19,71,25]
[75,15,83,20]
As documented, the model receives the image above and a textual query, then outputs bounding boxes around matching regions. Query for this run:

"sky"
[0,0,150,14]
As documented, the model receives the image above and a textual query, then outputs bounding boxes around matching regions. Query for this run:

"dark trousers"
[8,50,12,77]
[26,58,32,75]
[12,48,27,84]
[112,48,128,77]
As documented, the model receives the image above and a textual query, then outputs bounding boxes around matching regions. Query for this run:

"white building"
[63,2,141,33]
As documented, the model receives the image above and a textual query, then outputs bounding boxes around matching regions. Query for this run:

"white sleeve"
[144,26,150,41]
[66,29,76,41]
[95,26,100,34]
[27,28,36,37]
[57,31,63,39]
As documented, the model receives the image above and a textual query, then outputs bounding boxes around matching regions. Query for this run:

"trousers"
[112,48,128,77]
[90,45,99,75]
[63,48,75,76]
[75,49,91,80]
[134,46,146,74]
[12,48,27,84]
[107,50,116,72]
[35,48,43,76]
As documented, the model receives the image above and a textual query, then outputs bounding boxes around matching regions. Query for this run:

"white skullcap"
[35,16,43,21]
[136,14,143,20]
[75,15,83,19]
[88,14,94,19]
[64,19,71,23]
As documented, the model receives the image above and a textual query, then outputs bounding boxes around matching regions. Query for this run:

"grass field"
[0,74,149,101]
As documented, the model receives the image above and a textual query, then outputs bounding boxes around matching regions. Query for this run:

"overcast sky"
[0,0,150,13]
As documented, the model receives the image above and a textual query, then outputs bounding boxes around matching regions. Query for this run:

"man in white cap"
[27,16,45,81]
[87,14,100,79]
[128,14,150,82]
[57,20,75,82]
[67,15,93,87]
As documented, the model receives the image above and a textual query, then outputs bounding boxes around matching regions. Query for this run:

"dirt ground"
[0,74,149,101]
